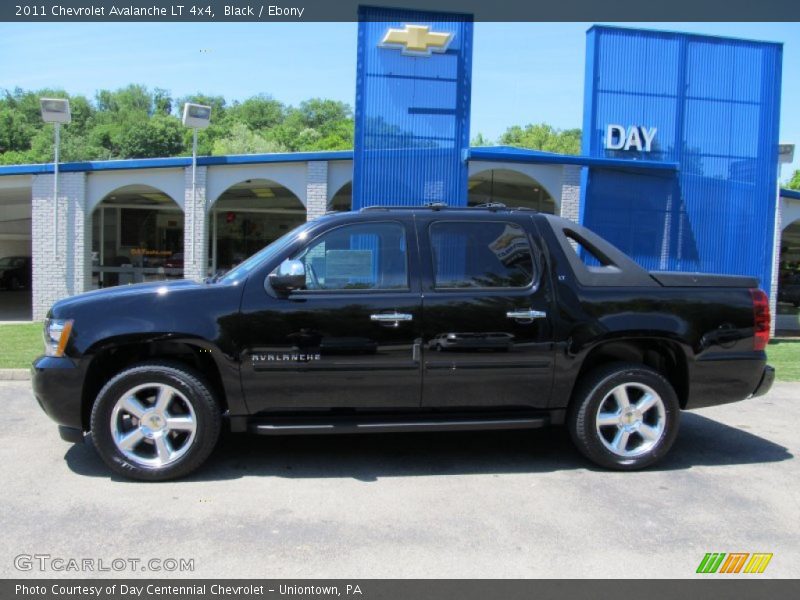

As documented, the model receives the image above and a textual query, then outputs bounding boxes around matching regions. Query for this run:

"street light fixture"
[182,103,211,280]
[40,98,71,257]
[779,143,795,165]
[182,103,211,129]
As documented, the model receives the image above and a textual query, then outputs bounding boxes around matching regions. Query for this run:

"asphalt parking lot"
[0,380,798,579]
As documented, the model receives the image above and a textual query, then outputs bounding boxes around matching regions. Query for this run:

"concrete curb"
[0,369,30,381]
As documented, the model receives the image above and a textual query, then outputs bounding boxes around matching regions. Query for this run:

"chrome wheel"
[595,382,666,458]
[110,383,197,468]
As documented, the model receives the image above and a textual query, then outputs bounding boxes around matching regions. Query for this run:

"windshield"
[217,221,314,284]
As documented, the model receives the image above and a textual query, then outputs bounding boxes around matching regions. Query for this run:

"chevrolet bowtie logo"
[379,24,454,57]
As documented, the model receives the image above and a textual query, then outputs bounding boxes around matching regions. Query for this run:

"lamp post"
[182,103,212,280]
[40,98,71,257]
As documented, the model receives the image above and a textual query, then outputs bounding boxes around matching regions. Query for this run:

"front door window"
[293,222,409,291]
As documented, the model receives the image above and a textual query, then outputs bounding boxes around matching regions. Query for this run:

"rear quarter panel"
[536,216,764,410]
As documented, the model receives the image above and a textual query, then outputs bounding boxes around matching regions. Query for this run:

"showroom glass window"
[293,222,408,291]
[429,221,535,289]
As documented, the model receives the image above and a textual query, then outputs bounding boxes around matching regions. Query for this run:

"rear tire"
[90,362,221,481]
[568,362,680,470]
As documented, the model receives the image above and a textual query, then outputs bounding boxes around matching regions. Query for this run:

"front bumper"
[31,356,85,432]
[750,365,775,398]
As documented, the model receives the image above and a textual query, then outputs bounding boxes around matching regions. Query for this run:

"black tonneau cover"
[650,271,759,288]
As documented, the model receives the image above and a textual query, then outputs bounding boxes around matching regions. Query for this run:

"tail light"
[749,288,770,352]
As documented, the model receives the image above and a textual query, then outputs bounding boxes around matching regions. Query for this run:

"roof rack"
[361,203,447,211]
[360,203,536,213]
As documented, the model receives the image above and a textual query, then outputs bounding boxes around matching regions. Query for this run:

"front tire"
[568,362,680,470]
[90,362,221,481]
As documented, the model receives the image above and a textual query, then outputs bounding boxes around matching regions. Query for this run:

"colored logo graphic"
[696,553,773,574]
[379,25,454,57]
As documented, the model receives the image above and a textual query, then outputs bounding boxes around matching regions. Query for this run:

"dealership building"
[0,13,799,331]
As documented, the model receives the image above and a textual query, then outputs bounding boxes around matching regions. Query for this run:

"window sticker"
[325,250,374,280]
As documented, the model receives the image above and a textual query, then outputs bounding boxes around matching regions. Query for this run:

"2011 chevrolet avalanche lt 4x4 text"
[32,206,774,480]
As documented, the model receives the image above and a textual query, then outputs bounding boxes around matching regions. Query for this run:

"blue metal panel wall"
[582,26,782,288]
[353,6,473,209]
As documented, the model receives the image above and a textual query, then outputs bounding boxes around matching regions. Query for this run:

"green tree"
[96,84,152,114]
[227,95,285,131]
[0,150,32,165]
[67,95,95,133]
[499,123,581,155]
[295,98,351,130]
[211,122,287,155]
[153,88,173,116]
[0,86,360,162]
[309,119,355,151]
[272,98,354,151]
[25,125,106,163]
[118,114,185,158]
[2,88,65,128]
[789,170,800,190]
[471,133,492,147]
[0,106,34,153]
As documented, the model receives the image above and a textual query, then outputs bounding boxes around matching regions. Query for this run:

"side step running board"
[248,415,549,436]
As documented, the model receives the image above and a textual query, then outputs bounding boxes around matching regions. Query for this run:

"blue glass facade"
[581,26,783,288]
[352,6,473,209]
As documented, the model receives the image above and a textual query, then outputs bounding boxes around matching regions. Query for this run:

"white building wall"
[781,196,800,230]
[468,161,564,210]
[559,165,582,222]
[206,163,308,208]
[769,194,782,336]
[327,160,353,205]
[183,166,208,282]
[776,194,800,333]
[31,172,88,321]
[306,161,328,220]
[86,168,185,212]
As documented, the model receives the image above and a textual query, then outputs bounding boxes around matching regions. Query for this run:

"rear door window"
[429,221,535,289]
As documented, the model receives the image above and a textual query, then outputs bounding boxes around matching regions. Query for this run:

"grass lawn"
[0,323,798,382]
[767,339,800,382]
[0,323,41,369]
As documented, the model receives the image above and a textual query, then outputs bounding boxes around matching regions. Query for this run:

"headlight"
[44,318,74,357]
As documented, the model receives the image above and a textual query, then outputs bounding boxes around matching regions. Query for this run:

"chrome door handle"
[370,312,413,322]
[506,309,547,320]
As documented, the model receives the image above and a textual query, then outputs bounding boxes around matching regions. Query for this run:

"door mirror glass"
[269,259,306,294]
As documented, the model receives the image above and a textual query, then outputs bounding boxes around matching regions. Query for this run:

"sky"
[0,21,798,180]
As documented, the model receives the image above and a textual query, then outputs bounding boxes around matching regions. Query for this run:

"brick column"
[183,165,208,282]
[559,165,582,222]
[769,195,782,335]
[31,172,88,321]
[306,161,328,221]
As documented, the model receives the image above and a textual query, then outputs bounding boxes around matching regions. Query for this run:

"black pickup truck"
[32,206,774,480]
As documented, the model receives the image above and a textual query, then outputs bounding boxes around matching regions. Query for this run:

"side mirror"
[269,259,306,295]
